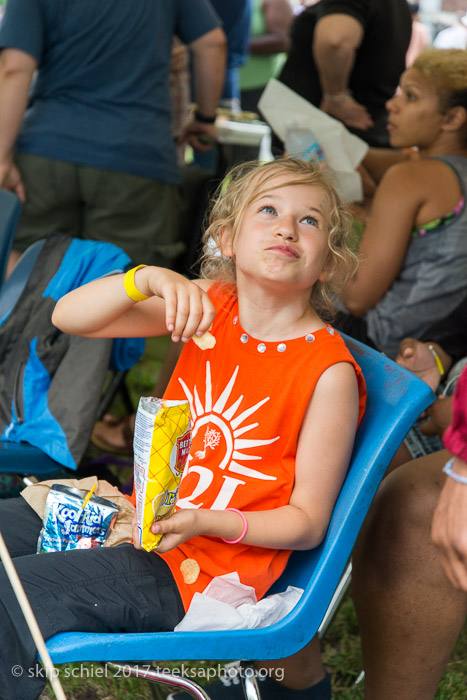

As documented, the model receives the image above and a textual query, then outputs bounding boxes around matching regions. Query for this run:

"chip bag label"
[134,397,191,552]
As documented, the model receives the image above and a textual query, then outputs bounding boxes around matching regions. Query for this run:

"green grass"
[38,338,467,699]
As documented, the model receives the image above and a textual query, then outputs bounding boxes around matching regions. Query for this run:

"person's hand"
[320,94,374,131]
[138,267,215,343]
[432,456,467,591]
[132,509,200,553]
[396,338,442,391]
[149,509,201,553]
[421,395,453,437]
[178,119,217,152]
[0,161,26,202]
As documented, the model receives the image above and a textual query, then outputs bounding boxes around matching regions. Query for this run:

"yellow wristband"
[428,344,445,377]
[123,265,150,302]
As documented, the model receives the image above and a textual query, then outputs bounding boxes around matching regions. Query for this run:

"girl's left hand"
[150,509,200,553]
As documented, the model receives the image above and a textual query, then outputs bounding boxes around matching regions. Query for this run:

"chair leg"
[240,663,262,700]
[107,663,211,699]
[318,561,352,639]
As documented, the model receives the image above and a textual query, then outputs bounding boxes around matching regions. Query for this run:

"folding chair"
[45,337,434,700]
[0,235,144,482]
[0,189,22,287]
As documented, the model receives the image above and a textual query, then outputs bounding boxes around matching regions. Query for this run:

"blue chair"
[45,337,434,699]
[0,189,22,287]
[0,236,144,480]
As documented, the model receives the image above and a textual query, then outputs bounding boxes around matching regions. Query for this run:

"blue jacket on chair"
[0,233,144,469]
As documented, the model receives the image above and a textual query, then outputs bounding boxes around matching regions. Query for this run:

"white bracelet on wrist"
[323,90,352,102]
[443,457,467,485]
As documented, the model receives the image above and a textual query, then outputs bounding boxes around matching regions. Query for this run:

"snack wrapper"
[133,397,191,552]
[37,484,119,553]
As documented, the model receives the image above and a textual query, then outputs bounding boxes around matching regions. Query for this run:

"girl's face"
[222,174,332,294]
[386,68,445,150]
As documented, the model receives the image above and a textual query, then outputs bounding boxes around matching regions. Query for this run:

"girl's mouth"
[265,245,299,258]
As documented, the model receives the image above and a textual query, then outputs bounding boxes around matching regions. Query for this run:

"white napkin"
[174,572,303,631]
[258,78,369,202]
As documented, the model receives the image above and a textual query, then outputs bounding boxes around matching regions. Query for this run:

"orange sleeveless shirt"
[139,283,366,610]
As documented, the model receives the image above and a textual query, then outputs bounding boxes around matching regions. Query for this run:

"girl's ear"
[318,269,331,283]
[443,105,467,133]
[318,255,335,282]
[218,224,234,258]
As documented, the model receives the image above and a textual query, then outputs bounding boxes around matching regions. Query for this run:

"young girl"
[339,48,467,358]
[0,159,366,699]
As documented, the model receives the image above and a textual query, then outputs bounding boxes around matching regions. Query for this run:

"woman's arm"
[361,147,413,185]
[313,14,373,131]
[52,266,215,343]
[249,0,293,55]
[151,361,360,552]
[343,160,426,316]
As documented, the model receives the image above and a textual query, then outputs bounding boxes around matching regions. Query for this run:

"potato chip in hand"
[192,331,216,350]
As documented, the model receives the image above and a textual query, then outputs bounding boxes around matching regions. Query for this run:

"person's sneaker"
[167,662,332,699]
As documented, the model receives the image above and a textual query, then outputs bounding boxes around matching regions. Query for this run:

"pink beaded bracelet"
[221,508,248,544]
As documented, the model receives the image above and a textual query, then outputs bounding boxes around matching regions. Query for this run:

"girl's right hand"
[140,267,215,343]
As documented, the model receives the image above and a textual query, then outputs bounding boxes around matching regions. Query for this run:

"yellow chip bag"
[133,397,191,552]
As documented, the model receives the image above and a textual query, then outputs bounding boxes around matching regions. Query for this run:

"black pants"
[0,498,184,700]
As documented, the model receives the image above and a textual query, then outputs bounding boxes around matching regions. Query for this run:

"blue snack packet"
[37,484,119,553]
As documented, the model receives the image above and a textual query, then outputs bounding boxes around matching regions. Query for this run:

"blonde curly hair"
[199,158,358,318]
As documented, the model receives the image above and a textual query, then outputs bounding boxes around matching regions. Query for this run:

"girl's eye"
[302,216,318,227]
[405,91,417,102]
[259,205,276,215]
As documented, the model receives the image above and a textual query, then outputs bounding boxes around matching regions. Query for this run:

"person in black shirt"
[277,0,412,147]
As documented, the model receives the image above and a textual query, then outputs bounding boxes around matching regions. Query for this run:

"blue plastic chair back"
[46,337,434,665]
[0,189,22,287]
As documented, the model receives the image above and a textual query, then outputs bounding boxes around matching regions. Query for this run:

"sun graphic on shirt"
[178,361,279,485]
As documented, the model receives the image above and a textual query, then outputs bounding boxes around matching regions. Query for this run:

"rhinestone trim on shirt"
[236,327,334,352]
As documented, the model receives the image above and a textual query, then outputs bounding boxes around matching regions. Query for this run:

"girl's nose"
[275,216,297,240]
